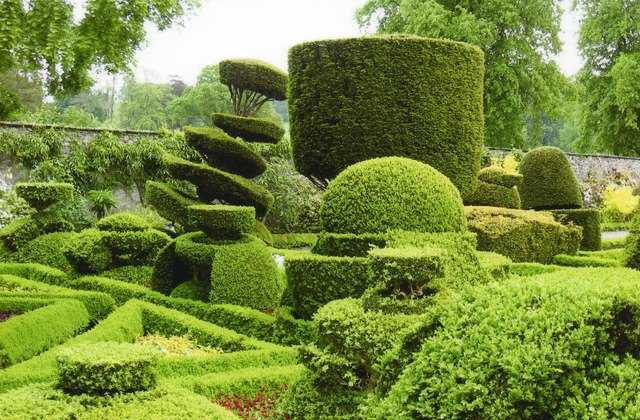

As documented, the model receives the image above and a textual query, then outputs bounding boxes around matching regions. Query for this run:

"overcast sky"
[127,0,583,86]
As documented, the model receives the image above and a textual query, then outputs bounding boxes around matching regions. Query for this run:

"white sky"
[126,0,583,85]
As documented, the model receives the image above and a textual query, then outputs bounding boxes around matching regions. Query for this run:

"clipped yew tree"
[520,146,600,251]
[288,35,485,194]
[147,59,287,310]
[464,166,522,209]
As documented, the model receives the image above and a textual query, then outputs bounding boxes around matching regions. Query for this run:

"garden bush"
[97,213,150,232]
[0,262,68,285]
[552,254,620,267]
[64,229,112,273]
[211,113,285,144]
[519,146,583,210]
[99,265,152,286]
[464,180,521,209]
[624,207,640,270]
[145,181,199,229]
[57,342,158,395]
[15,231,76,271]
[219,58,288,101]
[465,206,582,263]
[312,232,386,257]
[187,204,255,240]
[14,182,74,211]
[320,157,466,234]
[477,166,522,188]
[289,35,484,195]
[551,208,601,251]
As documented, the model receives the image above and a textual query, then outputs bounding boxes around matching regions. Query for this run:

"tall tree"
[116,79,177,130]
[356,0,572,148]
[0,0,199,95]
[573,0,640,155]
[0,69,44,112]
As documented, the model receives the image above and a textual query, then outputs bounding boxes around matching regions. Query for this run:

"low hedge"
[219,58,288,101]
[0,298,90,368]
[476,251,512,281]
[552,254,621,268]
[187,204,255,240]
[551,208,601,251]
[212,113,285,144]
[14,182,74,211]
[0,217,41,251]
[465,206,582,263]
[0,262,68,285]
[284,254,374,319]
[185,126,267,178]
[57,342,158,395]
[509,262,565,276]
[312,232,386,257]
[169,279,210,301]
[271,233,318,250]
[144,181,199,229]
[97,213,150,232]
[165,153,274,217]
[463,180,521,209]
[99,265,153,286]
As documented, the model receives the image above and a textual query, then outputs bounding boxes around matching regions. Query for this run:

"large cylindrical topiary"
[320,157,466,235]
[519,147,583,210]
[288,35,485,195]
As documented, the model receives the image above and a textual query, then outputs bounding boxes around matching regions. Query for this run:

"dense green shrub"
[374,268,640,418]
[208,236,282,310]
[14,182,74,211]
[0,210,73,252]
[509,262,565,276]
[289,35,484,194]
[0,298,90,368]
[476,251,512,281]
[624,207,640,270]
[184,126,267,177]
[284,254,373,319]
[219,58,288,101]
[145,181,199,229]
[320,157,466,234]
[187,204,255,239]
[519,146,583,210]
[102,229,171,265]
[0,263,68,286]
[552,254,620,267]
[15,232,76,271]
[57,342,158,395]
[212,113,285,144]
[312,232,386,257]
[97,213,150,232]
[466,206,582,263]
[477,166,523,188]
[165,154,274,217]
[169,280,210,302]
[464,180,521,209]
[64,229,112,274]
[551,208,601,251]
[99,265,152,286]
[271,233,318,250]
[150,240,190,295]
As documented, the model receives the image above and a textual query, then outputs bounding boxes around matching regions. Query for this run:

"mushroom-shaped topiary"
[519,147,583,210]
[320,157,466,235]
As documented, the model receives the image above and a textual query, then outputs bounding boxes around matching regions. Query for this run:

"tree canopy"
[0,0,199,95]
[356,0,573,148]
[573,0,640,156]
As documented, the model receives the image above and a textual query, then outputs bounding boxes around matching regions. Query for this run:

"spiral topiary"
[519,147,583,210]
[320,157,466,235]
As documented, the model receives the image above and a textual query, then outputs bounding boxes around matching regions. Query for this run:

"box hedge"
[477,166,523,188]
[57,341,158,395]
[15,232,75,271]
[320,157,466,234]
[211,113,285,144]
[519,146,583,210]
[289,35,484,195]
[312,232,387,257]
[0,262,68,285]
[144,181,199,229]
[551,208,601,251]
[466,206,582,263]
[187,204,255,240]
[184,126,267,178]
[14,182,74,211]
[219,58,288,101]
[463,180,521,209]
[97,213,150,232]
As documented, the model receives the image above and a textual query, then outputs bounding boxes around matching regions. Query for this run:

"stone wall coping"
[487,147,640,162]
[0,121,161,136]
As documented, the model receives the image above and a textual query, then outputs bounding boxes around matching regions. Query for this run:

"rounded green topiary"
[184,126,267,178]
[14,183,74,211]
[56,342,158,395]
[187,204,255,239]
[289,35,485,195]
[219,58,288,101]
[320,157,466,234]
[97,213,150,232]
[212,113,285,144]
[464,181,521,209]
[145,181,199,229]
[478,166,523,188]
[519,147,583,210]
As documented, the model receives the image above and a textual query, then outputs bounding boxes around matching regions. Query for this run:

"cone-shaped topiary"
[519,147,583,210]
[320,157,466,235]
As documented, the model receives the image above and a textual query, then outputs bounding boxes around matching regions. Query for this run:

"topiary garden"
[1,35,640,418]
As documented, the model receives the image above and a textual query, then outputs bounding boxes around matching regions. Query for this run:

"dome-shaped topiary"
[519,147,583,210]
[320,157,466,234]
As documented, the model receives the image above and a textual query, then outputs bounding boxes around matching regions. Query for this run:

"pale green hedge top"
[219,58,288,100]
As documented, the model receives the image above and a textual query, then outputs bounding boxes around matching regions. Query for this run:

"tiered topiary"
[464,166,522,209]
[147,59,287,310]
[285,157,489,320]
[0,183,74,252]
[519,146,601,251]
[288,35,485,194]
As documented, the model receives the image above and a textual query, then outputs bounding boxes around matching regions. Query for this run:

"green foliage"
[212,113,285,144]
[0,216,41,251]
[102,229,171,266]
[184,126,266,178]
[271,233,318,250]
[145,181,199,229]
[117,79,177,130]
[57,342,158,394]
[99,265,152,286]
[0,0,200,95]
[519,146,583,210]
[0,298,89,368]
[289,35,484,194]
[477,166,523,188]
[15,232,76,271]
[356,0,571,149]
[466,206,582,263]
[85,190,117,219]
[0,82,22,119]
[64,228,112,273]
[14,182,74,211]
[551,209,602,251]
[170,280,210,302]
[0,262,68,285]
[464,180,521,209]
[97,212,150,232]
[552,254,620,268]
[187,204,255,240]
[164,154,274,218]
[312,232,387,257]
[509,262,564,276]
[208,236,282,310]
[320,157,466,234]
[284,254,374,319]
[476,251,512,281]
[252,220,274,245]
